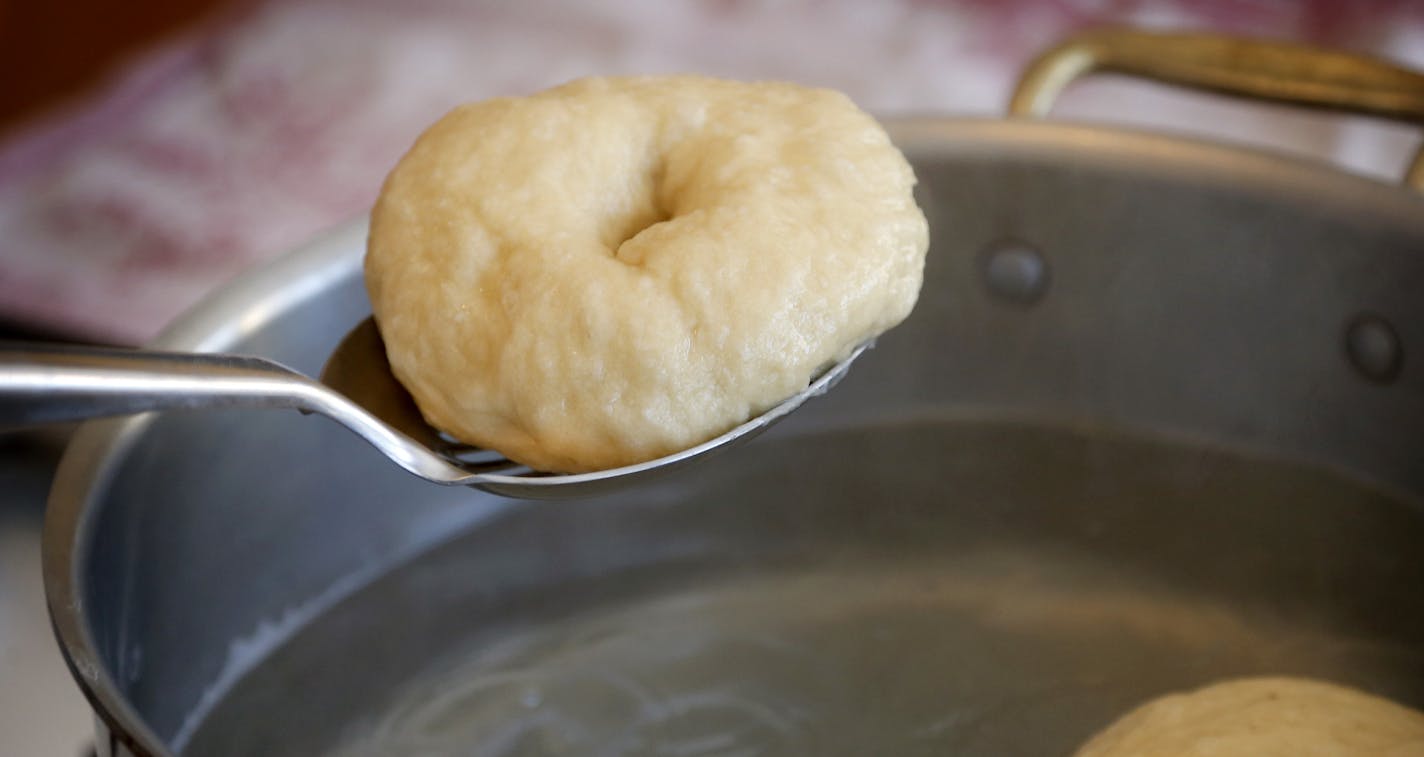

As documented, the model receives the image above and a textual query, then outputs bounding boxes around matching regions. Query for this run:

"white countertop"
[0,429,97,757]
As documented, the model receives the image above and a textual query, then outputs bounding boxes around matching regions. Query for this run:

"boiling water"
[183,421,1424,756]
[325,561,1421,756]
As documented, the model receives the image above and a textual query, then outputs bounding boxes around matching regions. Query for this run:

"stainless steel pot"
[46,30,1424,756]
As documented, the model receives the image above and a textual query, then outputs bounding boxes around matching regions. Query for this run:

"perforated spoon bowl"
[0,318,864,498]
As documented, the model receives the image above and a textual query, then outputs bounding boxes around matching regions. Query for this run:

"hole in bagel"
[609,203,673,261]
[608,156,673,265]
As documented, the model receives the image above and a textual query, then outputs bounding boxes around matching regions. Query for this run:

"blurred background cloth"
[2,0,1423,344]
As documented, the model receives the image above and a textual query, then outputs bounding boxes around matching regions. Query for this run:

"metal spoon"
[0,318,864,498]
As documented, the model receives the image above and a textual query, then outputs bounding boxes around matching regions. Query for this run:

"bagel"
[366,75,928,473]
[1075,677,1424,756]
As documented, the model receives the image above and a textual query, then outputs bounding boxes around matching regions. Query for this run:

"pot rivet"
[982,241,1049,305]
[1344,313,1403,384]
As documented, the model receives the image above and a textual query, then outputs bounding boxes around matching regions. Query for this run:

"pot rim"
[43,219,367,756]
[42,116,1424,756]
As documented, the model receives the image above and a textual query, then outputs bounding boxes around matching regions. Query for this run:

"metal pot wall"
[45,30,1424,756]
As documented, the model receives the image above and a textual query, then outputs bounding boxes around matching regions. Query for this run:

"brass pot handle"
[1009,28,1424,189]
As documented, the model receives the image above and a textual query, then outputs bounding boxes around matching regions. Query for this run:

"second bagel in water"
[366,75,929,473]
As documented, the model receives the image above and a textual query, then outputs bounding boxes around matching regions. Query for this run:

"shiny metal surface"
[45,117,1424,756]
[322,318,865,498]
[2,318,860,496]
[201,422,1424,756]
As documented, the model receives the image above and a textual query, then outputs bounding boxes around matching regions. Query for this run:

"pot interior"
[188,419,1424,756]
[58,120,1424,755]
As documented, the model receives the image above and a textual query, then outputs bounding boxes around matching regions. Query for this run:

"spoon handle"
[0,342,320,428]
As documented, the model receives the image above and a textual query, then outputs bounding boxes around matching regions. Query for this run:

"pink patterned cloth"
[2,0,1422,343]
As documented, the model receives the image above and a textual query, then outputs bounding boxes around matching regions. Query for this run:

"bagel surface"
[366,75,928,472]
[1075,677,1424,756]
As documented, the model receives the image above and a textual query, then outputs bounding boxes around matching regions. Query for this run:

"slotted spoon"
[0,318,864,498]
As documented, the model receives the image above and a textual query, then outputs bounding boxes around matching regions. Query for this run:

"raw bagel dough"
[366,75,928,472]
[1075,677,1424,756]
